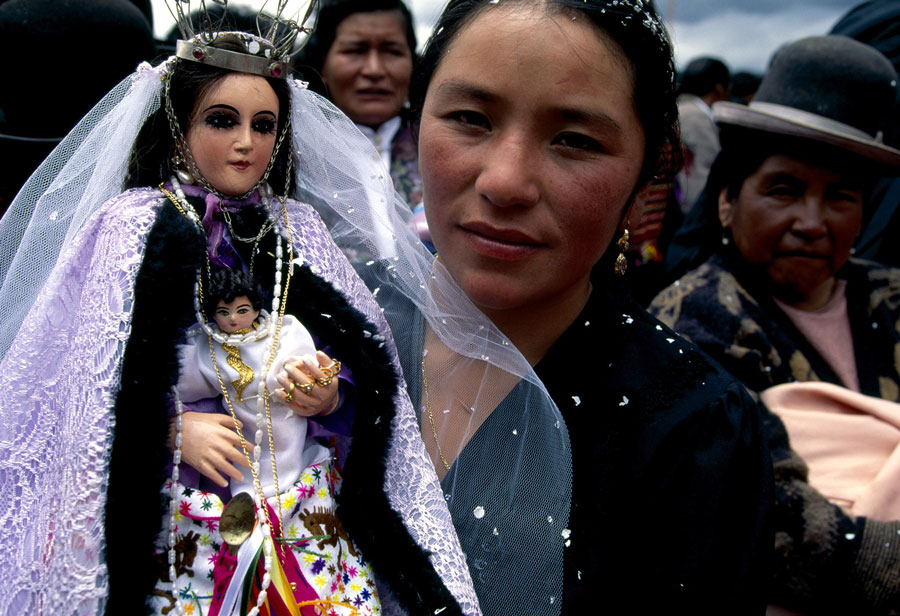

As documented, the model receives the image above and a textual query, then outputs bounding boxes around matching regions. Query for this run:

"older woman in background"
[299,0,422,208]
[651,35,900,613]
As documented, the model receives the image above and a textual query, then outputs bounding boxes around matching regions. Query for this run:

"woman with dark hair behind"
[297,0,423,209]
[277,0,773,613]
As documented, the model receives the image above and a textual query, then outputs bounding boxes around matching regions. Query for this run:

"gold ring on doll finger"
[323,360,342,376]
[298,381,315,394]
[284,390,294,403]
[316,376,333,387]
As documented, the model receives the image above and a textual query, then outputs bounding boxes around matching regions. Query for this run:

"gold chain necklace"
[206,202,293,548]
[421,354,451,472]
[165,181,294,552]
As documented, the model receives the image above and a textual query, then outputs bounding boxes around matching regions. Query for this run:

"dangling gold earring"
[614,229,630,276]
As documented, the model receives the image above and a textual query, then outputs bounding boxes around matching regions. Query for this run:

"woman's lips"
[356,89,392,99]
[460,222,543,260]
[775,250,830,259]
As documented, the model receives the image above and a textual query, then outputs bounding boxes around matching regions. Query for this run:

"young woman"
[284,0,775,613]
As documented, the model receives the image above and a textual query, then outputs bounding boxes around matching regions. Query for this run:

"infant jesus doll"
[166,268,377,616]
[176,267,342,500]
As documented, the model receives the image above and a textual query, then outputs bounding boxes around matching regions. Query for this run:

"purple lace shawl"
[0,187,478,615]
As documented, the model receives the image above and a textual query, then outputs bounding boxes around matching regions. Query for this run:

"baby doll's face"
[214,296,259,333]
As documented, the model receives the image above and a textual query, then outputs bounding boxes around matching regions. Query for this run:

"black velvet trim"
[104,201,462,615]
[288,268,464,616]
[105,203,205,615]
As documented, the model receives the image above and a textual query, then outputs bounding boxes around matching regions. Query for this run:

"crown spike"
[167,0,317,78]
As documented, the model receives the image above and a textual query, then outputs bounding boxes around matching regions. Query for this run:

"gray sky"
[150,0,867,75]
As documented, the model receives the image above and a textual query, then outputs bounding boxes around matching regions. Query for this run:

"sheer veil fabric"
[0,58,571,615]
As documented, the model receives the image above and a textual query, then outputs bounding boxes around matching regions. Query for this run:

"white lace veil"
[0,53,571,616]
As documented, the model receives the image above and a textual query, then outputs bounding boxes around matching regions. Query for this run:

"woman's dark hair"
[408,0,682,186]
[205,268,264,315]
[125,33,292,194]
[296,0,417,98]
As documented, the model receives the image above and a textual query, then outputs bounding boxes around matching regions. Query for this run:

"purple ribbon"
[177,184,261,270]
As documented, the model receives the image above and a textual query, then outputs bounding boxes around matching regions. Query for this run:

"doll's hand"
[277,350,341,417]
[178,412,250,488]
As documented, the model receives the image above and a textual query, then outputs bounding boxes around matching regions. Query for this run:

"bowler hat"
[714,35,900,168]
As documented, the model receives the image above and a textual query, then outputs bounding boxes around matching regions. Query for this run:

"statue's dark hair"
[125,33,292,195]
[204,267,264,315]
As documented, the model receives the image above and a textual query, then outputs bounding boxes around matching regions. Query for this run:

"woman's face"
[213,296,259,333]
[321,10,413,127]
[419,6,646,319]
[185,73,279,196]
[719,153,864,308]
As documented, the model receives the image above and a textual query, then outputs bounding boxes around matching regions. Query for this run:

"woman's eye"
[253,118,276,135]
[449,110,489,129]
[205,112,237,130]
[766,185,800,198]
[829,188,863,203]
[553,132,603,152]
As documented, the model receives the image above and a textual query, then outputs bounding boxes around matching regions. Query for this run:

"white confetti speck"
[49,210,59,221]
[655,325,663,331]
[666,337,675,343]
[845,533,857,540]
[678,349,684,355]
[435,608,446,615]
[572,395,581,406]
[873,322,879,329]
[547,515,553,523]
[493,527,499,536]
[512,429,518,435]
[473,506,486,519]
[550,597,555,605]
[577,570,582,580]
[619,396,629,406]
[555,420,560,429]
[584,321,590,326]
[561,529,571,539]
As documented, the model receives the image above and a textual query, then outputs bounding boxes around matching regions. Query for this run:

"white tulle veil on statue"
[0,5,572,616]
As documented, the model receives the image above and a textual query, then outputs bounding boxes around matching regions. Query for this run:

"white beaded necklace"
[162,176,292,616]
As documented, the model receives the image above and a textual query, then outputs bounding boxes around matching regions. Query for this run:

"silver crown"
[167,0,317,78]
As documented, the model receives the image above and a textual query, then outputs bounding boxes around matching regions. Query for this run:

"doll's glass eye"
[252,118,276,135]
[205,111,237,130]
